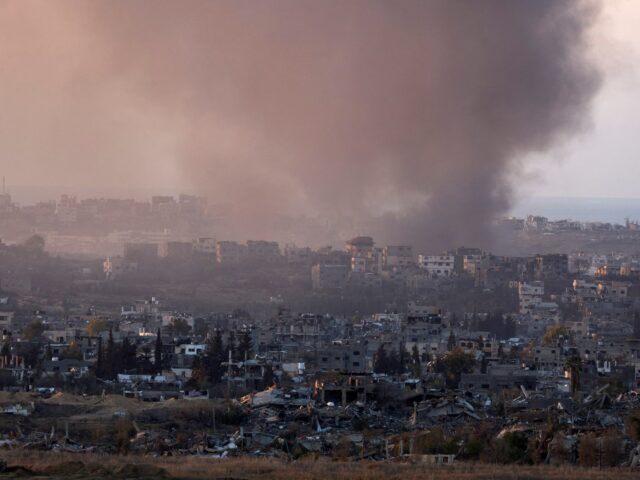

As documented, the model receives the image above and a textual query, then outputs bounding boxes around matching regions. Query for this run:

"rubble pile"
[0,384,639,466]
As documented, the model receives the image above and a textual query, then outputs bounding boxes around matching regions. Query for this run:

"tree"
[121,337,137,372]
[23,320,45,340]
[61,341,83,360]
[373,344,389,374]
[262,364,275,387]
[166,318,191,338]
[601,430,622,467]
[373,344,404,375]
[154,329,163,374]
[238,330,253,361]
[543,326,569,346]
[205,329,224,384]
[23,234,45,254]
[411,344,422,377]
[190,355,209,386]
[488,431,529,464]
[387,349,401,375]
[626,409,640,442]
[105,328,116,379]
[578,433,598,467]
[447,330,457,351]
[95,339,104,378]
[226,330,237,361]
[87,318,109,337]
[0,370,16,388]
[0,341,10,358]
[434,348,476,389]
[398,342,410,374]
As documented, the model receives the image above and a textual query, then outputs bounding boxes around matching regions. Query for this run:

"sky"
[0,0,637,246]
[1,0,632,202]
[518,0,640,200]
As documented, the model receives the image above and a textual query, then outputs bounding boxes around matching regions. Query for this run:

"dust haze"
[0,0,602,249]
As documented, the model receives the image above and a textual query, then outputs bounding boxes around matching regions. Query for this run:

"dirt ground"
[1,451,639,480]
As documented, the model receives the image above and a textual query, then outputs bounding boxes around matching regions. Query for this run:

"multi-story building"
[596,281,630,300]
[418,254,455,277]
[535,254,569,278]
[157,241,193,259]
[311,264,349,290]
[0,311,14,332]
[345,236,376,273]
[193,237,216,255]
[247,240,281,262]
[56,195,78,223]
[383,245,414,269]
[216,241,248,264]
[402,312,444,352]
[124,242,158,262]
[317,341,370,373]
[284,244,314,265]
[103,256,138,280]
[518,281,544,314]
[349,271,382,288]
[462,254,484,275]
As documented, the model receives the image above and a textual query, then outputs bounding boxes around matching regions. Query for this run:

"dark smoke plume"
[1,0,602,249]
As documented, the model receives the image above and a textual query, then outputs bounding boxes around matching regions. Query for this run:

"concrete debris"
[0,380,639,466]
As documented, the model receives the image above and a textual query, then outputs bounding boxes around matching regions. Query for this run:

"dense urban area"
[1,192,640,475]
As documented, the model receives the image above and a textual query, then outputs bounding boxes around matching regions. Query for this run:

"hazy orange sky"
[519,0,640,199]
[0,1,629,246]
[0,0,620,202]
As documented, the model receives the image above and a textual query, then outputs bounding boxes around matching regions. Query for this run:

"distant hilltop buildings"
[499,214,640,233]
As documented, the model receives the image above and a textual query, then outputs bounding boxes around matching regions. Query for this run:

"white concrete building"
[518,281,544,314]
[175,343,207,355]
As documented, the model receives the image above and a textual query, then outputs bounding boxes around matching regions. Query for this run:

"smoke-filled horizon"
[0,0,602,249]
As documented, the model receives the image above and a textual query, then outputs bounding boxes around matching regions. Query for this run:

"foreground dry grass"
[1,451,637,479]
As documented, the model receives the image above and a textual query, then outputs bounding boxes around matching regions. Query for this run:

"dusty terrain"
[0,452,638,479]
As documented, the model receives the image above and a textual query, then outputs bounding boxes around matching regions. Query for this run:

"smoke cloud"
[0,1,602,249]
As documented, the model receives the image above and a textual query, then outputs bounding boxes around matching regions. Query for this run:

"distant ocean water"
[510,197,640,224]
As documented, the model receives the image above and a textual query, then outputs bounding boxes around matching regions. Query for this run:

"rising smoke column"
[2,0,602,248]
